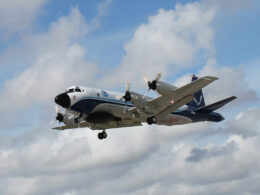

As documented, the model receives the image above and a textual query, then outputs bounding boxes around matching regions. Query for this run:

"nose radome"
[55,93,71,108]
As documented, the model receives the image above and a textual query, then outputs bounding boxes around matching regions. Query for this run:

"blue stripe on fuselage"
[71,96,134,114]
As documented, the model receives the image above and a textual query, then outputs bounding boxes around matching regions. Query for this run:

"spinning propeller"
[122,82,131,102]
[122,82,131,113]
[55,105,63,123]
[144,73,161,91]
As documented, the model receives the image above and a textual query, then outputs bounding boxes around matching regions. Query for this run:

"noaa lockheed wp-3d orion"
[53,74,236,140]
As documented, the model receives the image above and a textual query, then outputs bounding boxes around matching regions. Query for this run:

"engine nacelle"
[63,115,78,126]
[155,81,178,96]
[129,91,159,114]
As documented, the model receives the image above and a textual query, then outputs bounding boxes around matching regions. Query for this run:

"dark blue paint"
[186,75,205,109]
[173,110,224,123]
[71,98,134,114]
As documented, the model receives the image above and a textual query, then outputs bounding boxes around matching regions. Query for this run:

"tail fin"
[186,75,205,109]
[197,96,237,113]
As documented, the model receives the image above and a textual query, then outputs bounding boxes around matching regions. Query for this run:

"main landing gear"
[147,116,157,125]
[98,130,107,140]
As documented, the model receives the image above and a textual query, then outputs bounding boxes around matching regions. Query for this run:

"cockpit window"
[66,86,81,93]
[66,88,74,93]
[75,87,81,92]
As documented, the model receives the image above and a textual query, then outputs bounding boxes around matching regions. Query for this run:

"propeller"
[122,82,131,113]
[55,105,63,123]
[144,73,161,91]
[122,82,131,102]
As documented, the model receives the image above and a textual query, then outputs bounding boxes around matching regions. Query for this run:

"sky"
[0,0,260,194]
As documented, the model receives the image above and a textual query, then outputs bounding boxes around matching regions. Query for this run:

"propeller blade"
[125,82,130,91]
[155,72,162,81]
[55,105,60,114]
[144,73,162,91]
[143,76,149,83]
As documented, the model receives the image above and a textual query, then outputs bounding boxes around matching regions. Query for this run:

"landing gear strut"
[147,116,157,125]
[74,113,83,124]
[98,130,107,140]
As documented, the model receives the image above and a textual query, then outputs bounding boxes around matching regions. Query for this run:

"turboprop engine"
[122,83,154,113]
[144,73,178,96]
[62,115,79,126]
[153,80,178,96]
[55,105,79,126]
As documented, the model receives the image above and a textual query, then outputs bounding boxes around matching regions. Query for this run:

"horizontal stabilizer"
[197,96,237,113]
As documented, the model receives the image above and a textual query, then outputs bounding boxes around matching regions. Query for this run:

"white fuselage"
[65,86,192,127]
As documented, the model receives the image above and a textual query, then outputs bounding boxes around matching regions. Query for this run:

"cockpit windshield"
[75,87,81,92]
[66,86,81,93]
[67,88,74,93]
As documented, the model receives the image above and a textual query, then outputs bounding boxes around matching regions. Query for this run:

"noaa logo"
[101,90,108,97]
[194,95,203,105]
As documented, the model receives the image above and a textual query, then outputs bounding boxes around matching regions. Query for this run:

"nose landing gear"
[98,130,107,140]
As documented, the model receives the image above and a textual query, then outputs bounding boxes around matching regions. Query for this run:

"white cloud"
[89,0,113,31]
[99,2,216,89]
[0,45,97,111]
[0,0,259,195]
[0,106,259,194]
[0,7,97,115]
[199,59,258,104]
[0,0,49,39]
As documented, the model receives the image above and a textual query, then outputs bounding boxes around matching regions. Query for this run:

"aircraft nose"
[55,93,71,108]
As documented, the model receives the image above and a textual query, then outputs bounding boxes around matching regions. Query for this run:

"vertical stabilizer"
[186,75,205,109]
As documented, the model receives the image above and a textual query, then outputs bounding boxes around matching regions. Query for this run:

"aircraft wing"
[144,76,218,115]
[155,95,194,117]
[52,121,142,131]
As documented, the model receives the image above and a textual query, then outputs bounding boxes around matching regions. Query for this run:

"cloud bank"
[0,0,259,195]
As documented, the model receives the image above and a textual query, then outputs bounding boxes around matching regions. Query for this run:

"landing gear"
[147,116,157,125]
[74,113,83,124]
[98,130,107,140]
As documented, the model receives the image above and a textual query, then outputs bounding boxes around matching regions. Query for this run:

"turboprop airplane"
[53,74,236,140]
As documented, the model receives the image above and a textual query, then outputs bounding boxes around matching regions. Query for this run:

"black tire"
[147,117,153,125]
[147,116,157,125]
[98,133,103,140]
[102,131,107,139]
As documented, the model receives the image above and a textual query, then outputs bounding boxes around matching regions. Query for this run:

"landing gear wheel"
[147,116,157,125]
[98,131,107,140]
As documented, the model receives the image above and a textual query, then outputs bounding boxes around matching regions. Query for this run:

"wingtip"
[202,76,219,81]
[230,96,237,100]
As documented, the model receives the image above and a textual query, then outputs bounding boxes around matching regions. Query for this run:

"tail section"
[186,75,205,109]
[197,96,237,113]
